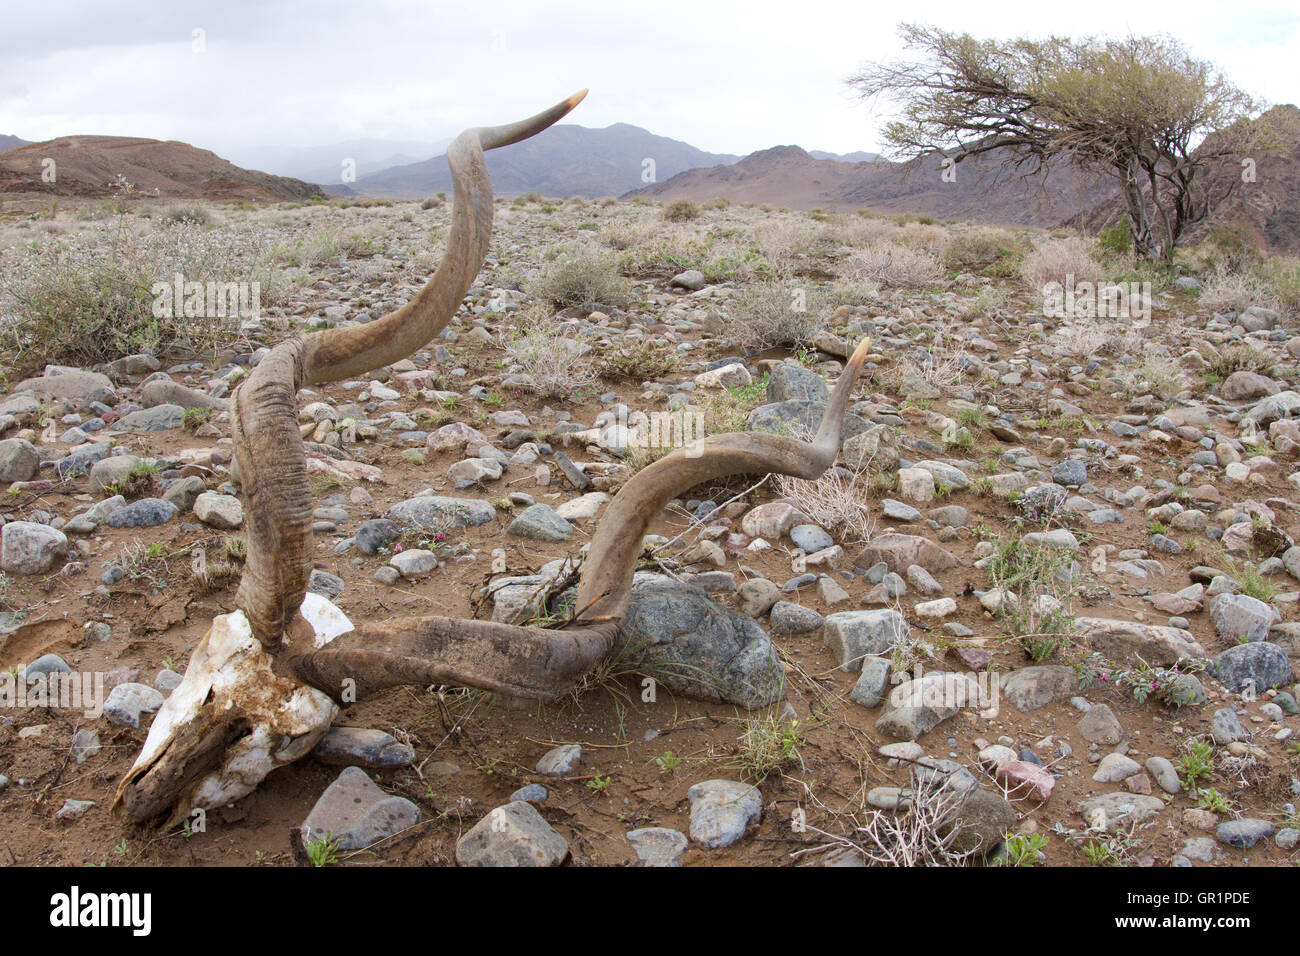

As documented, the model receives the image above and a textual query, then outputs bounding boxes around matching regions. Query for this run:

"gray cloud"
[1,0,1294,166]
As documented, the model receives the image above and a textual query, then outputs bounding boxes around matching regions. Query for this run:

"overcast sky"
[1,0,1296,163]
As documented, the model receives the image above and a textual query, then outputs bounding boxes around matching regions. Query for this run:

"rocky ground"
[0,196,1297,867]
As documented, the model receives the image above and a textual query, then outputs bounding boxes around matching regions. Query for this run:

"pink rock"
[428,421,488,452]
[724,533,751,552]
[740,502,796,539]
[996,760,1055,801]
[8,480,54,493]
[395,369,434,390]
[1125,772,1152,795]
[955,647,993,670]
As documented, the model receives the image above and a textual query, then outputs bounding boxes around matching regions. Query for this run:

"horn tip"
[849,336,872,366]
[566,89,589,110]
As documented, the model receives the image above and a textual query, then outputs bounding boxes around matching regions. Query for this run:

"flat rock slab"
[535,744,582,776]
[1216,819,1275,849]
[853,533,961,575]
[687,780,763,849]
[620,577,784,709]
[103,682,165,729]
[746,400,870,447]
[1073,617,1205,666]
[311,728,415,768]
[1210,642,1293,694]
[1077,792,1165,833]
[626,827,688,866]
[875,672,978,740]
[16,370,115,406]
[301,766,422,852]
[508,503,573,541]
[115,404,185,432]
[386,495,497,529]
[1000,665,1080,712]
[455,801,568,866]
[823,609,908,672]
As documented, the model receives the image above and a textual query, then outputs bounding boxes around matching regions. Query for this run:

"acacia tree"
[849,26,1283,263]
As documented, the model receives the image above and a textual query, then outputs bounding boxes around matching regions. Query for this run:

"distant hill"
[623,143,1118,226]
[0,136,324,201]
[809,149,880,163]
[228,137,453,186]
[352,123,739,199]
[0,134,29,153]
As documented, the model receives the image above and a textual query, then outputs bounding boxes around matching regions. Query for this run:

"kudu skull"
[114,91,873,827]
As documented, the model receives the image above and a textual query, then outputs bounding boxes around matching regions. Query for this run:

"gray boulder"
[620,577,784,708]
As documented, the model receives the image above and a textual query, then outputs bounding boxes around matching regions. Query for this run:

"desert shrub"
[1,217,287,372]
[1019,236,1106,290]
[502,313,596,398]
[599,338,681,382]
[662,199,701,223]
[530,251,632,309]
[1096,223,1133,258]
[1199,265,1282,315]
[599,218,654,251]
[1203,223,1257,273]
[420,195,445,210]
[1054,321,1142,360]
[751,219,822,270]
[945,225,1023,269]
[1254,255,1300,314]
[844,242,943,287]
[161,203,213,226]
[1208,342,1273,378]
[774,465,876,543]
[721,280,831,349]
[984,540,1077,662]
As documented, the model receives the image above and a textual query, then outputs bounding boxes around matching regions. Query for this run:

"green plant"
[654,751,682,773]
[586,773,611,794]
[502,315,597,399]
[305,832,341,866]
[993,832,1049,867]
[182,406,212,432]
[1196,787,1234,814]
[728,714,804,782]
[1176,738,1215,790]
[718,280,832,350]
[1097,223,1133,258]
[1081,834,1134,867]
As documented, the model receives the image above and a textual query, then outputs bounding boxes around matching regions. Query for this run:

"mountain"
[809,149,880,163]
[0,134,29,153]
[352,123,740,199]
[1067,104,1300,254]
[227,137,453,186]
[623,143,1117,226]
[0,136,324,201]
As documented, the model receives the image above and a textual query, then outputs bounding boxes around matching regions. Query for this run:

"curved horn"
[278,340,871,703]
[232,91,587,646]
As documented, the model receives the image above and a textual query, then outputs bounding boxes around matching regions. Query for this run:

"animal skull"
[116,593,351,827]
